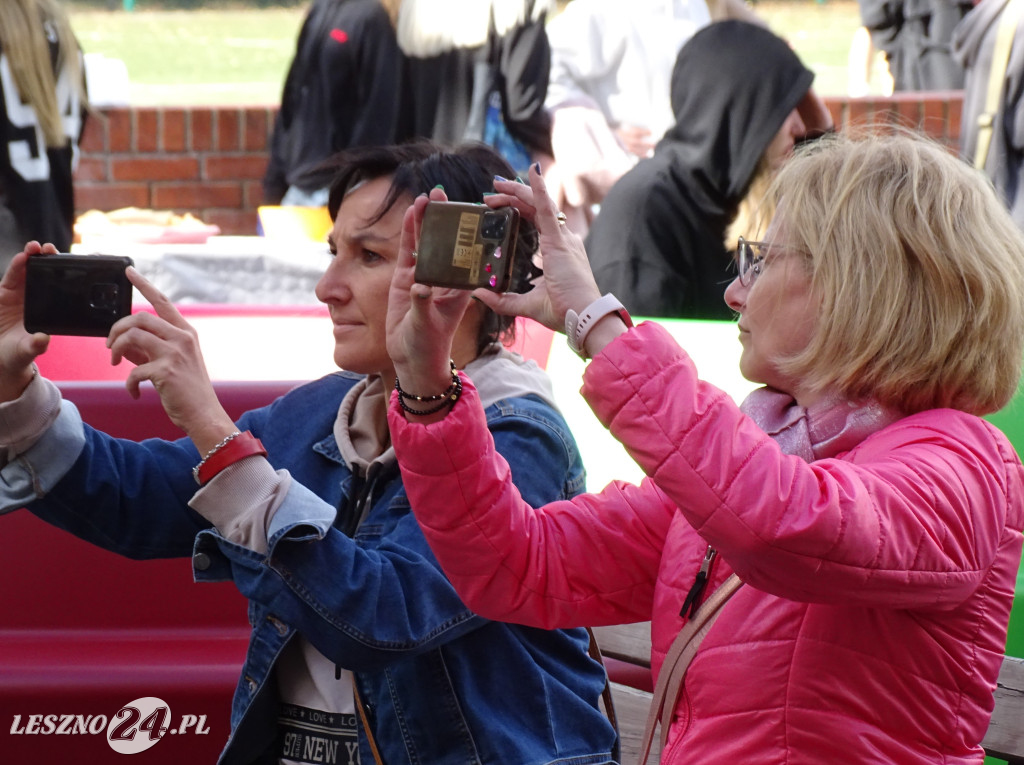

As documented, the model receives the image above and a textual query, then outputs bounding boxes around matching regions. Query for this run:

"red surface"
[3,308,557,763]
[0,378,297,763]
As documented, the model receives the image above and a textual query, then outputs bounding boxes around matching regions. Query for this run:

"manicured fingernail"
[494,175,508,182]
[433,184,444,190]
[533,162,542,175]
[482,192,497,197]
[515,176,525,184]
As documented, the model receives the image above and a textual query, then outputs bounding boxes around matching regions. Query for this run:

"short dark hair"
[325,140,539,352]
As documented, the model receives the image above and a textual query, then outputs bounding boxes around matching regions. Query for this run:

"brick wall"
[72,92,966,237]
[75,106,276,236]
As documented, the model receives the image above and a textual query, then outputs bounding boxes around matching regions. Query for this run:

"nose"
[724,275,746,313]
[315,256,350,305]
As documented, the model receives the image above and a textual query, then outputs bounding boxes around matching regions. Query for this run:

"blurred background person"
[544,0,767,235]
[264,0,403,206]
[583,21,832,319]
[954,0,1024,229]
[396,0,554,175]
[0,0,87,265]
[858,0,973,90]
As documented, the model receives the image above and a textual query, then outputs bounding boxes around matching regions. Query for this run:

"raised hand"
[386,187,473,406]
[108,268,236,454]
[474,164,603,333]
[0,242,57,402]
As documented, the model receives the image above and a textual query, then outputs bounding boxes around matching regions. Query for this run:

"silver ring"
[411,250,418,259]
[555,212,567,226]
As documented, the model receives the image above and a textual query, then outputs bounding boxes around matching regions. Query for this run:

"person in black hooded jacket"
[583,20,832,319]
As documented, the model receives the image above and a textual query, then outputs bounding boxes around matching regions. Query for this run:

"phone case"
[414,202,520,292]
[24,254,134,337]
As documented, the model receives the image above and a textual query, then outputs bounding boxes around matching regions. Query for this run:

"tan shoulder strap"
[586,626,621,762]
[636,573,744,765]
[976,0,1024,168]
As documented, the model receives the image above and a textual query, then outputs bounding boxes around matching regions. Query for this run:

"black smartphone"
[414,201,520,292]
[24,254,134,337]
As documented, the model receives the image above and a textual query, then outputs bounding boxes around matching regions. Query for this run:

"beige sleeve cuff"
[188,455,292,555]
[0,369,63,460]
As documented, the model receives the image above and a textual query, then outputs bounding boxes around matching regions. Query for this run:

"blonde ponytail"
[0,0,87,148]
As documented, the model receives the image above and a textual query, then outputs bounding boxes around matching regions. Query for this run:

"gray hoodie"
[954,0,1024,229]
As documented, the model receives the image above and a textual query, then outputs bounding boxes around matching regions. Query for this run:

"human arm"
[584,320,1018,609]
[196,383,606,668]
[389,377,668,629]
[386,166,628,412]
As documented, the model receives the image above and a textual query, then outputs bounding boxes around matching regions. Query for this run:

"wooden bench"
[592,623,1024,765]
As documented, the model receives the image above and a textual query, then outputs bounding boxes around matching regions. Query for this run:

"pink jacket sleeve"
[584,322,1023,609]
[389,381,671,629]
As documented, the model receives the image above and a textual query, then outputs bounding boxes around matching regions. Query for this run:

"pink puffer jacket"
[390,322,1024,764]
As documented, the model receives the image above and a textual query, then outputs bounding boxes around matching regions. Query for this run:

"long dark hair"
[325,140,539,353]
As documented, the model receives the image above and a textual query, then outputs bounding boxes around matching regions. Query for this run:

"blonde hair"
[0,0,86,148]
[768,129,1024,415]
[725,153,774,249]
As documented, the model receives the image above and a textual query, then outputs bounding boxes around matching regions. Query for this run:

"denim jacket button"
[192,552,212,571]
[267,615,288,636]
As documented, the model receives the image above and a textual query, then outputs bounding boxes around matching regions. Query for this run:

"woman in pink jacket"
[383,131,1024,763]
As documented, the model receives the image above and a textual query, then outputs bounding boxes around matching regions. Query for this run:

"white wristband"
[564,294,633,359]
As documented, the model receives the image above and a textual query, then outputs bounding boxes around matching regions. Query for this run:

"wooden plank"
[609,682,658,765]
[983,655,1024,763]
[592,622,652,667]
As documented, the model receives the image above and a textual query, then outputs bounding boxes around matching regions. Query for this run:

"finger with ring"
[556,212,567,226]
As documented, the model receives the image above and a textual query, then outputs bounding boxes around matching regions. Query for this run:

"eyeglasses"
[735,237,769,286]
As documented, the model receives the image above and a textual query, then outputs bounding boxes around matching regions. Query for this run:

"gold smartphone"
[414,201,520,292]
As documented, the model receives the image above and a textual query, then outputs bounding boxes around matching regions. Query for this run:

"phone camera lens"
[481,212,507,240]
[90,283,120,313]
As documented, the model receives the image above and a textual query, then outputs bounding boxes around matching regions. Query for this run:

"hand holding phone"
[24,254,134,337]
[414,201,520,292]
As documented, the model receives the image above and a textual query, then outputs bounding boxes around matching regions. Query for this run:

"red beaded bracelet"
[194,430,267,486]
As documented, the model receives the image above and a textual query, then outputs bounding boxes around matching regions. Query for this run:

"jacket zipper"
[679,545,717,619]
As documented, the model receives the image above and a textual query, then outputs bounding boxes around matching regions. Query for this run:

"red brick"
[135,109,159,152]
[202,208,259,236]
[80,115,106,154]
[74,157,109,183]
[947,97,963,148]
[921,97,947,141]
[112,156,200,182]
[191,109,214,151]
[244,108,270,152]
[217,108,241,151]
[205,155,268,182]
[152,182,243,209]
[75,183,150,213]
[893,96,921,131]
[243,179,266,209]
[107,109,132,153]
[845,98,873,130]
[162,109,187,153]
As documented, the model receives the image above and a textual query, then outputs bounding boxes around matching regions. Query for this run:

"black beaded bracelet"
[395,360,458,402]
[397,373,463,416]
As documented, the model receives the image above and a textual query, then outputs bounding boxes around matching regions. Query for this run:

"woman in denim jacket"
[0,142,616,765]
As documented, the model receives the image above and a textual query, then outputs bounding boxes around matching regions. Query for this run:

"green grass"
[68,6,304,105]
[66,0,890,106]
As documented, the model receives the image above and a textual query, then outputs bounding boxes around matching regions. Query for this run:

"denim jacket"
[9,371,616,765]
